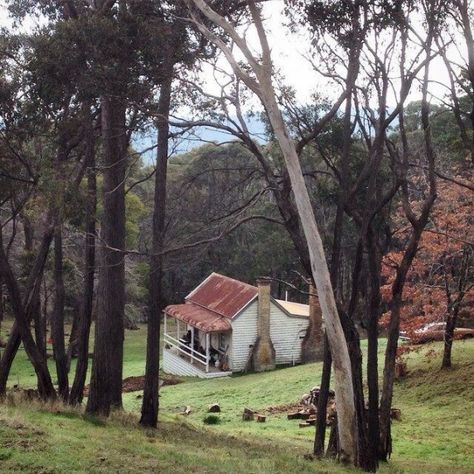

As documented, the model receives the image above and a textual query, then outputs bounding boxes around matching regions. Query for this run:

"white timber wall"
[230,299,310,371]
[230,300,258,371]
[269,303,308,365]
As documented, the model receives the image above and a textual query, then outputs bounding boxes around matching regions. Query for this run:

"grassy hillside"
[0,320,473,472]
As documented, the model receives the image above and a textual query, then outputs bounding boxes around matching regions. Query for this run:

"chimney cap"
[256,277,271,286]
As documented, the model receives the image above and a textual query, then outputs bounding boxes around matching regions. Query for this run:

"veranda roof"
[165,303,232,333]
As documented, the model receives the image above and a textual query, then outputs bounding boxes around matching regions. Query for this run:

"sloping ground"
[390,341,474,472]
[125,339,474,473]
[1,319,473,473]
[0,401,356,473]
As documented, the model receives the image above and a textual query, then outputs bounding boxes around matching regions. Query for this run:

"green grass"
[1,319,474,473]
[0,321,148,389]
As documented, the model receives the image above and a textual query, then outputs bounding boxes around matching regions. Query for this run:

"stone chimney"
[251,278,276,372]
[301,283,324,362]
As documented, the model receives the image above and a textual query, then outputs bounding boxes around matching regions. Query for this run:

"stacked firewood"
[288,387,402,428]
[288,386,336,428]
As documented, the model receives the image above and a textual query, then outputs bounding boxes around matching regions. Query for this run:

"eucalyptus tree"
[182,0,358,462]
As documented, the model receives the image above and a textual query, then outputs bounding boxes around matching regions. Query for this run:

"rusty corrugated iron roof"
[165,303,232,333]
[186,272,258,319]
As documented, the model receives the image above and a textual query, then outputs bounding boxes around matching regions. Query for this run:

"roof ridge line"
[185,299,228,319]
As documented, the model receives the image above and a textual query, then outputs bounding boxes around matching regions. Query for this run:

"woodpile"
[240,386,400,428]
[287,386,336,428]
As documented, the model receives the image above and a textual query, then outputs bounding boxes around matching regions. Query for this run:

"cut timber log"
[306,417,317,426]
[287,412,302,420]
[242,408,255,421]
[395,361,407,379]
[390,408,402,421]
[256,414,266,423]
[299,422,312,428]
[208,403,221,413]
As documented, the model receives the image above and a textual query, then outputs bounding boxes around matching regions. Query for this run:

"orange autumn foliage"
[380,175,474,335]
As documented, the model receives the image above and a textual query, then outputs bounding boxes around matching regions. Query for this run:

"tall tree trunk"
[66,307,79,372]
[0,225,56,399]
[0,224,54,396]
[314,335,332,457]
[378,212,434,459]
[86,95,126,416]
[0,277,4,346]
[33,297,46,362]
[69,124,96,405]
[442,307,458,369]
[23,216,48,364]
[260,85,357,463]
[379,45,436,458]
[365,229,381,464]
[51,217,69,401]
[140,70,173,428]
[314,42,360,458]
[458,0,474,164]
[188,1,357,461]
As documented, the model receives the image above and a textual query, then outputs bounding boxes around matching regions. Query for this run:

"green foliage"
[402,100,471,161]
[159,142,305,303]
[125,191,146,249]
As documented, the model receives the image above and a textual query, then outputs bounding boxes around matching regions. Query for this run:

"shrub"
[203,415,221,425]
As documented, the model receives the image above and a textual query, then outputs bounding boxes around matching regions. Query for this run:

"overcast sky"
[0,1,462,157]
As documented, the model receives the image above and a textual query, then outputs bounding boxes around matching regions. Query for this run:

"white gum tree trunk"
[186,0,357,462]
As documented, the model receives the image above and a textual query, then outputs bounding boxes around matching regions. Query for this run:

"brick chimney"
[301,283,324,362]
[252,278,276,372]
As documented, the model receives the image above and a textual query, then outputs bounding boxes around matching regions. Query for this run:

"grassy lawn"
[1,319,474,472]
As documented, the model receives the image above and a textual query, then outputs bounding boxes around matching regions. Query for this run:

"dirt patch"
[263,403,303,415]
[83,374,182,397]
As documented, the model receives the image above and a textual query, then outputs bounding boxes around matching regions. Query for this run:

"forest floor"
[0,320,473,473]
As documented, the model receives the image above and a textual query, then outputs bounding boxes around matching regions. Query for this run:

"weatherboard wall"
[269,303,308,365]
[229,300,259,371]
[229,300,310,371]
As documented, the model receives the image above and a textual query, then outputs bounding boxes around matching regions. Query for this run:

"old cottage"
[162,273,323,378]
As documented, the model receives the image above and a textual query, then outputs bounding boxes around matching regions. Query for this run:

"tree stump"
[395,361,407,378]
[242,408,255,421]
[256,414,266,423]
[208,403,221,413]
[390,408,402,421]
